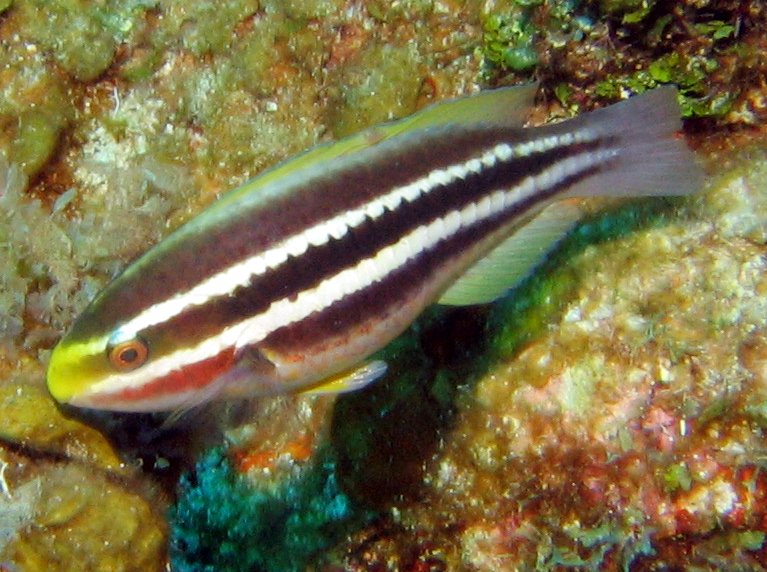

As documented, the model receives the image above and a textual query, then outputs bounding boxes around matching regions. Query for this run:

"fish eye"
[107,337,149,371]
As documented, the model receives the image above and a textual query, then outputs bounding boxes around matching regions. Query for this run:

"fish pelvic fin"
[299,360,388,395]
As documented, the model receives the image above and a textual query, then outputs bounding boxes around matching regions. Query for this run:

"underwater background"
[1,0,767,570]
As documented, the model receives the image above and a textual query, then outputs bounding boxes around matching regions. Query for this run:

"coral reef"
[0,0,766,570]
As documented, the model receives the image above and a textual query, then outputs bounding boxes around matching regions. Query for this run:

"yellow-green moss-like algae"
[479,0,766,124]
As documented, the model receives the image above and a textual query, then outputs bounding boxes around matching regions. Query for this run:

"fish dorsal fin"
[401,82,537,132]
[438,200,584,306]
[219,84,538,209]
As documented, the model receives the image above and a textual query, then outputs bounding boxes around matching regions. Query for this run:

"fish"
[46,84,703,412]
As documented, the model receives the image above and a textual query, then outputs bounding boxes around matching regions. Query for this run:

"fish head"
[46,267,236,412]
[46,311,121,409]
[47,312,153,411]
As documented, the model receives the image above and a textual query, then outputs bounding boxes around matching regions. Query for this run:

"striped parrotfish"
[46,84,702,412]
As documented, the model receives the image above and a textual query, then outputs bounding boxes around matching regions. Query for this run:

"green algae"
[478,1,756,124]
[366,0,435,23]
[598,0,656,24]
[694,19,736,41]
[662,462,692,493]
[737,531,766,552]
[229,24,286,97]
[172,1,260,56]
[482,10,539,73]
[9,110,61,178]
[587,6,746,119]
[0,47,75,178]
[480,0,597,77]
[595,52,734,119]
[17,0,120,81]
[170,448,364,572]
[271,0,345,20]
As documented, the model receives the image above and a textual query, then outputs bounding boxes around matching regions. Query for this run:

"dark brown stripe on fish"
[137,135,609,354]
[261,166,602,355]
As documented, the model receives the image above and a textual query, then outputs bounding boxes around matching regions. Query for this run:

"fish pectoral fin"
[300,360,388,396]
[235,345,279,375]
[218,345,282,398]
[161,405,194,429]
[438,200,585,306]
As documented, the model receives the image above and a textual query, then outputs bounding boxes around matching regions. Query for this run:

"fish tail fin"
[560,87,704,199]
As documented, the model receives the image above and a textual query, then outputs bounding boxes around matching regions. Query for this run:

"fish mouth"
[62,390,157,412]
[46,354,78,405]
[46,336,110,406]
[46,362,149,411]
[46,373,104,410]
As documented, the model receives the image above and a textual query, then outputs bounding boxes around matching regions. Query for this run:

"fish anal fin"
[438,200,584,306]
[300,360,388,396]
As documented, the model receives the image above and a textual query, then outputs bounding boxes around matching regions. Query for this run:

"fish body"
[46,85,702,412]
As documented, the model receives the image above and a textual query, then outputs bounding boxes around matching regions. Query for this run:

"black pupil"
[120,347,139,363]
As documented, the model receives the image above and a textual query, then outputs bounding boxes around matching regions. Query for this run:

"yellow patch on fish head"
[46,331,116,406]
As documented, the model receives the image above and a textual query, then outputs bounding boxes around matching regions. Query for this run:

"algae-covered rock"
[17,0,118,81]
[169,1,260,56]
[5,463,166,572]
[0,29,75,178]
[0,366,124,472]
[326,43,425,138]
[276,0,345,20]
[9,110,61,178]
[0,361,168,570]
